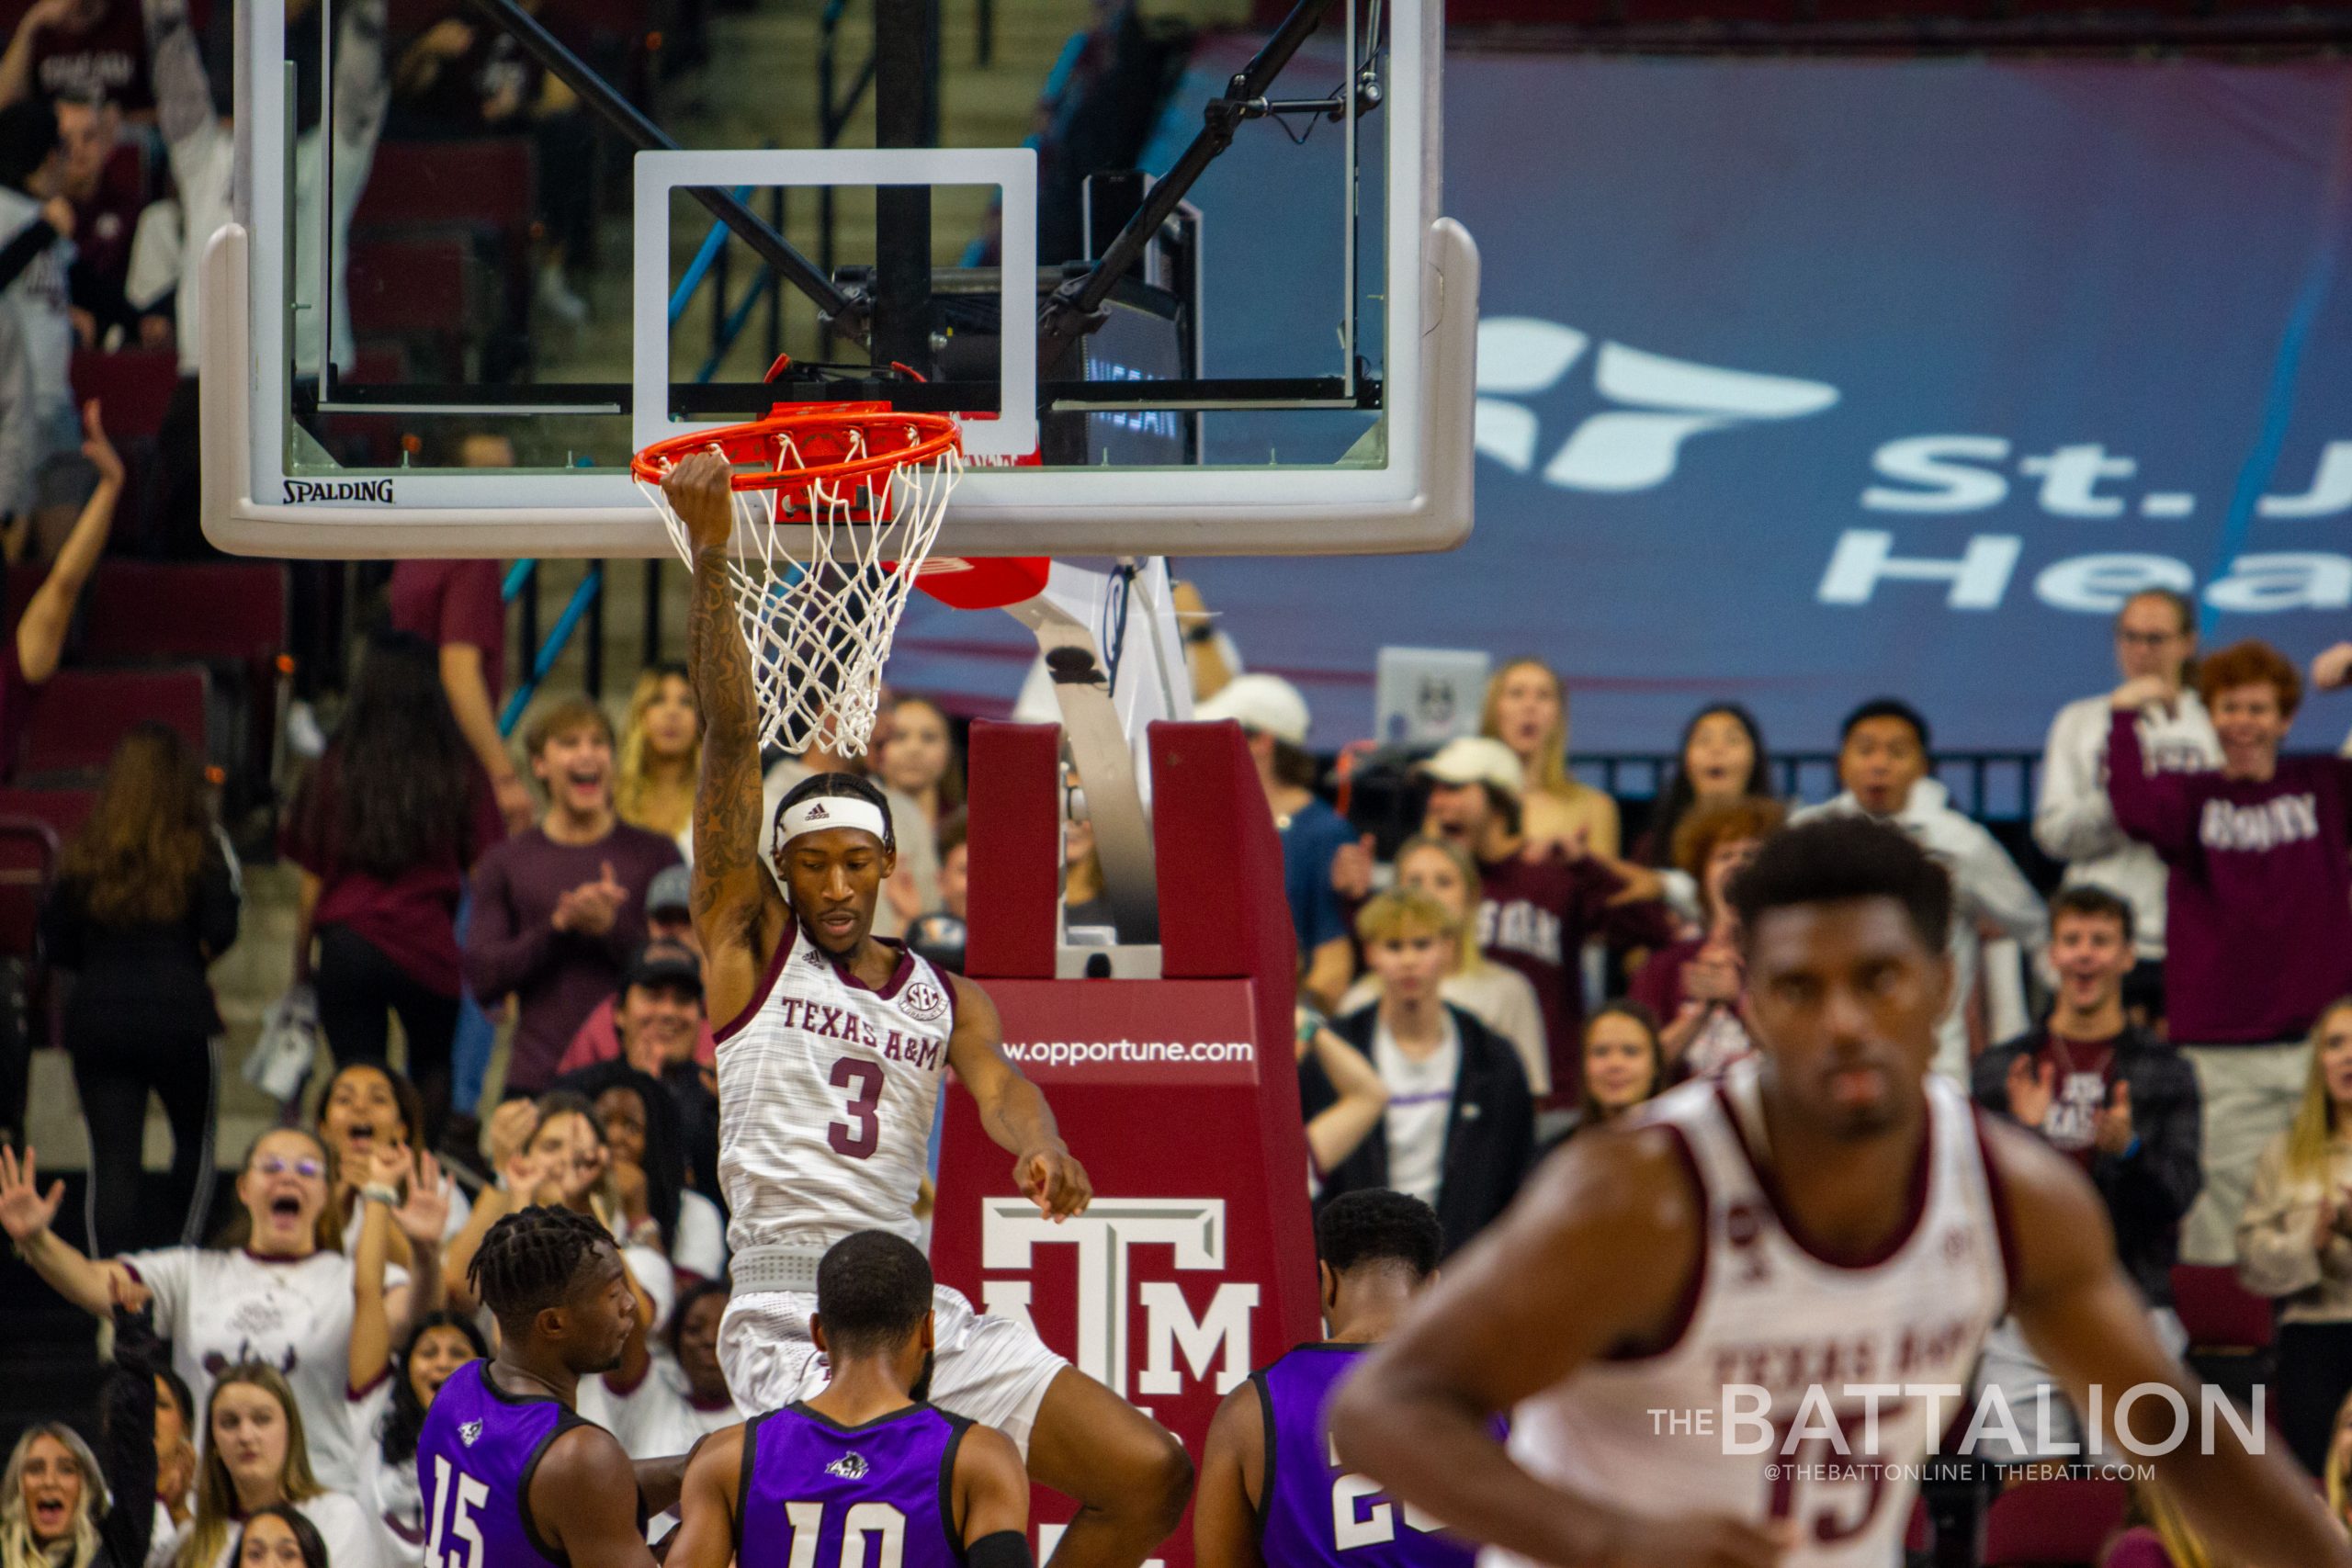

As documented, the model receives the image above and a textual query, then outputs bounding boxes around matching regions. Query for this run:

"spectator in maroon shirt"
[282,631,503,1147]
[1628,795,1785,1081]
[463,694,683,1100]
[1412,735,1673,1106]
[2109,637,2352,1266]
[554,873,716,1077]
[54,89,139,340]
[0,0,153,117]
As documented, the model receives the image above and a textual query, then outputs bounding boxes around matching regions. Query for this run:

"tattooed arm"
[673,453,788,1032]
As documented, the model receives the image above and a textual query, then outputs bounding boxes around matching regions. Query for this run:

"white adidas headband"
[775,795,893,852]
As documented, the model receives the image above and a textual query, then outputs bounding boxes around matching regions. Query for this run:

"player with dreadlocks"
[416,1206,693,1568]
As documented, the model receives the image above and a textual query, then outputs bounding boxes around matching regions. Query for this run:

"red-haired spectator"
[2110,637,2352,1266]
[1629,795,1786,1080]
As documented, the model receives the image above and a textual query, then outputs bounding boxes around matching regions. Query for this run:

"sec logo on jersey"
[901,980,949,1024]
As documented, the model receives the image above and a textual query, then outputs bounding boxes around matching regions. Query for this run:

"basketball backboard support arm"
[1005,583,1161,945]
[458,0,864,340]
[1037,0,1354,366]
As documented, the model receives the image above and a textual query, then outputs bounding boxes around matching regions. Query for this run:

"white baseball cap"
[1418,736,1525,797]
[1196,674,1312,748]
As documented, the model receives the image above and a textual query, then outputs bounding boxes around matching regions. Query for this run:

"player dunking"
[667,1230,1036,1568]
[1331,817,2352,1568]
[416,1206,690,1568]
[1194,1190,1470,1568]
[667,454,1192,1568]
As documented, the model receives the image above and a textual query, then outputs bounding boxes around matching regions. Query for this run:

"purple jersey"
[1257,1345,1477,1568]
[415,1361,595,1568]
[737,1402,968,1568]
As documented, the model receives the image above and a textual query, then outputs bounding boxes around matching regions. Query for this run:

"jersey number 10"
[424,1455,490,1568]
[784,1499,910,1568]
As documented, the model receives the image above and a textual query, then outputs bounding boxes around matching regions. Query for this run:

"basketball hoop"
[635,401,1045,759]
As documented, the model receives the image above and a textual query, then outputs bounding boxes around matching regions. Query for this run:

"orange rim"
[630,402,963,493]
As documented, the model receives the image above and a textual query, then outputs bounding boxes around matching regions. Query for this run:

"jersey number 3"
[829,1057,885,1159]
[424,1455,489,1568]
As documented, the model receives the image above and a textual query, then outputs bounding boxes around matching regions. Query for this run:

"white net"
[641,420,965,759]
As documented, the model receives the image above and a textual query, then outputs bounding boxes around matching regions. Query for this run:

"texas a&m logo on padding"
[979,1197,1258,1403]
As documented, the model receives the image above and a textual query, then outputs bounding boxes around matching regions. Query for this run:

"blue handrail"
[671,186,757,326]
[697,266,778,384]
[499,563,605,735]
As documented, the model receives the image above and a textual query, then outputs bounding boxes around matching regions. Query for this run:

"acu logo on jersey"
[825,1452,869,1480]
[979,1197,1258,1403]
[458,1421,481,1448]
[900,981,948,1025]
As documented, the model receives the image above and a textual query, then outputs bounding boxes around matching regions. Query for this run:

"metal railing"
[1574,751,2046,822]
[498,558,607,735]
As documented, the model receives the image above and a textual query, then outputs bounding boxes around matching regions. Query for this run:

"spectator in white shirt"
[1793,698,2047,1082]
[352,1308,483,1568]
[0,1130,405,1493]
[317,1063,472,1257]
[582,1279,734,1465]
[0,97,84,543]
[2034,588,2219,1028]
[171,1363,378,1568]
[1337,834,1549,1098]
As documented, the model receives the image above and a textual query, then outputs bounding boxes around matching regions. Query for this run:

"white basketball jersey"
[1496,1055,2010,1568]
[715,921,958,1254]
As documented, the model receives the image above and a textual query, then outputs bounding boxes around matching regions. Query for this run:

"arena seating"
[21,668,208,778]
[1981,1476,2130,1568]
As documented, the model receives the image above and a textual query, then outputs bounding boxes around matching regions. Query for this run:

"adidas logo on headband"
[778,793,891,849]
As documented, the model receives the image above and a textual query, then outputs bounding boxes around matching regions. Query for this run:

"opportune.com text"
[1001,1038,1257,1067]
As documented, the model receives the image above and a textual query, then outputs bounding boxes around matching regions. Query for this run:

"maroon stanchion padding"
[933,719,1320,1568]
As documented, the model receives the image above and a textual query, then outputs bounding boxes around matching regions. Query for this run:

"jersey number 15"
[424,1455,489,1568]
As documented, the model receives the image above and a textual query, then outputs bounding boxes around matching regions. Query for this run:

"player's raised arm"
[662,1425,745,1568]
[1994,1116,2352,1568]
[531,1425,662,1568]
[1329,1129,1792,1568]
[673,451,786,1029]
[943,973,1092,1220]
